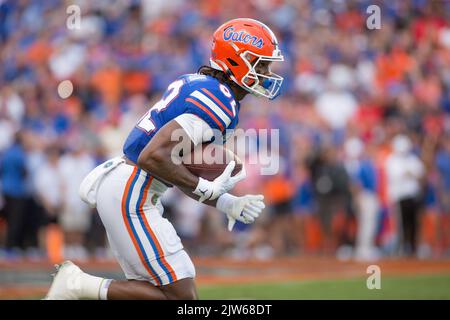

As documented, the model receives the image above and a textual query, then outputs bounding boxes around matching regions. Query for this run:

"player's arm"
[137,119,244,202]
[137,120,198,189]
[163,112,264,230]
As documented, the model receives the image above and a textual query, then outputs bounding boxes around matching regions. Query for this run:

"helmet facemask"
[239,51,284,100]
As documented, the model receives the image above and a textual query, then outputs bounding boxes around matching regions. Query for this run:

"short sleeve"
[174,113,214,146]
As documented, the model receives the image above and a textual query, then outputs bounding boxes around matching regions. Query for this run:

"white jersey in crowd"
[59,152,96,232]
[35,162,63,209]
[386,152,425,203]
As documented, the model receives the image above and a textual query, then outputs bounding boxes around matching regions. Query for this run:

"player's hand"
[216,193,265,231]
[193,161,246,202]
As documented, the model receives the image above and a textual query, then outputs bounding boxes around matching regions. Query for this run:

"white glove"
[193,161,246,202]
[216,193,265,231]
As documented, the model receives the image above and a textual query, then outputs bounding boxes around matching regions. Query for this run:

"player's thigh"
[96,167,196,285]
[96,171,152,281]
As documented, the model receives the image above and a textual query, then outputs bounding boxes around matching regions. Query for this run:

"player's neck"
[229,83,249,101]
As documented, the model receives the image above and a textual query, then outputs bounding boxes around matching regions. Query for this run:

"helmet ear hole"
[243,52,257,65]
[227,58,239,66]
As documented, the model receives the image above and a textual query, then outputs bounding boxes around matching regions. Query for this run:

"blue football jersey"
[123,74,240,164]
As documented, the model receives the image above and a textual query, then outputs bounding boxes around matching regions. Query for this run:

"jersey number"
[137,79,184,133]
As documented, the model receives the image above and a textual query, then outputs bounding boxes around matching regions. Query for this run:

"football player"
[45,18,284,300]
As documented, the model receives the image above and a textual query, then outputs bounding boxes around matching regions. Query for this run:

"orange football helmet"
[210,18,284,100]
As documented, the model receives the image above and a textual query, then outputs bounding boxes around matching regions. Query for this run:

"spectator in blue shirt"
[0,131,29,254]
[292,173,314,254]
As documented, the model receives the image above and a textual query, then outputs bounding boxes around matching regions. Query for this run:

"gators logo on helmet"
[223,27,264,49]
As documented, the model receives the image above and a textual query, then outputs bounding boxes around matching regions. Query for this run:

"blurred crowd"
[1,0,450,262]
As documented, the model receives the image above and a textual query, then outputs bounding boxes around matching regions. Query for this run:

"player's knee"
[185,286,199,300]
[163,279,198,300]
[165,288,198,300]
[177,290,198,300]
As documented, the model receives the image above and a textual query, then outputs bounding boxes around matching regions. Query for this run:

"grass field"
[16,274,450,300]
[198,274,450,299]
[2,257,450,299]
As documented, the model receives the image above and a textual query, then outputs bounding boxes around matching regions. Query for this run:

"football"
[182,143,243,181]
